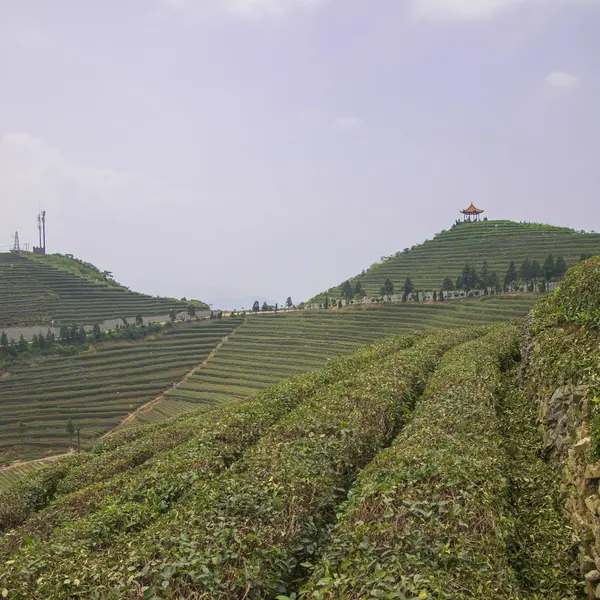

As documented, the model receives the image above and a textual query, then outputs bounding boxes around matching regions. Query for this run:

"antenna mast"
[41,210,46,253]
[34,210,47,255]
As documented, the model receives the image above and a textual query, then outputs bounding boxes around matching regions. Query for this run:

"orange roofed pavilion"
[460,203,484,222]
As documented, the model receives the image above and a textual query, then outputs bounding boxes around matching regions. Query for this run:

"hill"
[0,252,207,327]
[311,220,600,301]
[0,295,535,463]
[3,253,600,597]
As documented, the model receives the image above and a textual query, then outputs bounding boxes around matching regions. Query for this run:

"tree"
[60,325,71,343]
[187,305,196,318]
[18,335,28,354]
[439,290,444,302]
[324,296,329,309]
[555,256,567,280]
[46,330,54,345]
[261,301,268,312]
[488,272,500,294]
[169,310,177,323]
[0,331,7,354]
[504,261,518,290]
[135,314,144,327]
[31,334,40,350]
[92,324,101,341]
[455,275,464,291]
[341,281,353,301]
[285,297,293,309]
[480,261,490,290]
[66,418,75,447]
[461,264,478,292]
[531,260,542,288]
[274,303,278,313]
[78,327,87,344]
[442,277,454,291]
[252,301,260,313]
[433,291,437,302]
[403,277,414,300]
[381,278,394,301]
[519,258,532,283]
[18,420,26,451]
[414,291,420,302]
[543,254,555,282]
[337,300,342,309]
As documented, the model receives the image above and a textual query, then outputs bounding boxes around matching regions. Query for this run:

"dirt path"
[116,317,248,428]
[0,452,67,473]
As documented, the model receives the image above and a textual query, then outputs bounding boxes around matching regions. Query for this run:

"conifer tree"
[519,258,532,283]
[543,254,555,282]
[442,277,454,291]
[504,261,518,289]
[403,277,414,300]
[554,256,567,279]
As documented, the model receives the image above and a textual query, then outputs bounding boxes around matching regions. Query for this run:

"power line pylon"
[11,231,20,254]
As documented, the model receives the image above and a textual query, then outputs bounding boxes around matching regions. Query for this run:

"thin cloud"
[163,0,328,17]
[545,71,581,89]
[333,117,360,131]
[411,0,600,21]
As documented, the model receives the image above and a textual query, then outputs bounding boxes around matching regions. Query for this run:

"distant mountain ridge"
[310,220,600,302]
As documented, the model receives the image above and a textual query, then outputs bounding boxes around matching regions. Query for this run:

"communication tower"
[33,210,47,255]
[11,231,21,254]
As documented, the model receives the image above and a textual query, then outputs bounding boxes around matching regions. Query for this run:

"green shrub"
[301,326,520,600]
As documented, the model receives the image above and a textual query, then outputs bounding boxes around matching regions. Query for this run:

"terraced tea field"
[132,295,537,425]
[0,318,242,463]
[0,253,197,327]
[315,220,600,300]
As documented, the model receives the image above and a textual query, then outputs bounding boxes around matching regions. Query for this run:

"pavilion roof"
[460,203,484,215]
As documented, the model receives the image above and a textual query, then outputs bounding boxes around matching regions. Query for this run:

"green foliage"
[310,220,600,301]
[301,326,523,600]
[0,332,431,597]
[0,253,207,327]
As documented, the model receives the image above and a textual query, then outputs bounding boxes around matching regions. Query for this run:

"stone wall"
[521,326,600,599]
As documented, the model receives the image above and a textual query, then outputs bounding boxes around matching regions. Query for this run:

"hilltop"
[0,252,208,327]
[2,258,600,598]
[311,220,600,302]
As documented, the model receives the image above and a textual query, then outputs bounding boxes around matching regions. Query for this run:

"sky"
[1,0,599,309]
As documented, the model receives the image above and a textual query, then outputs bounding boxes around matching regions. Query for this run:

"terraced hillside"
[0,295,535,463]
[0,318,242,464]
[313,220,600,301]
[133,295,537,425]
[0,297,591,598]
[0,253,205,327]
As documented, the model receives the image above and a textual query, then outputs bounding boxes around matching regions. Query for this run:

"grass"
[313,220,600,301]
[0,295,536,464]
[0,319,242,463]
[0,253,205,327]
[301,326,522,599]
[158,296,536,416]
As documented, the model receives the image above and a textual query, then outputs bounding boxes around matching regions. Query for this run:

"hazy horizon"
[2,0,599,308]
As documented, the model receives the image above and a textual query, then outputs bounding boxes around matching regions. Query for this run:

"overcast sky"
[1,0,599,308]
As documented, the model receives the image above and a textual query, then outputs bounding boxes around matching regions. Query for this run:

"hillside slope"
[0,295,535,463]
[0,315,585,599]
[312,220,600,301]
[0,253,207,327]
